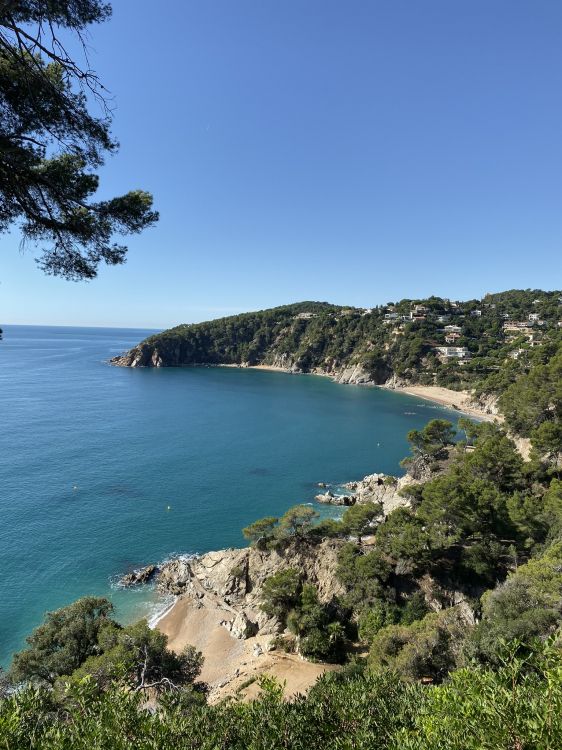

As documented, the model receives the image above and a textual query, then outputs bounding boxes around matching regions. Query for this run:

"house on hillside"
[435,346,471,361]
[445,332,461,343]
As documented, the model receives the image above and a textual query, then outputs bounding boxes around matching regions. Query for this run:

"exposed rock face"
[417,574,479,626]
[111,341,391,386]
[157,539,346,637]
[111,341,182,368]
[222,611,258,640]
[330,364,373,385]
[316,472,418,515]
[314,490,355,506]
[383,374,410,389]
[471,392,500,416]
[119,564,157,587]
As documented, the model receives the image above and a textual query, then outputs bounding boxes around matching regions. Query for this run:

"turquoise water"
[0,325,460,666]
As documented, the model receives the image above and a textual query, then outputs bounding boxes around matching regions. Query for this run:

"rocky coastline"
[110,345,499,423]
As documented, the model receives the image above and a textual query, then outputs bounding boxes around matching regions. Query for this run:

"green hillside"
[113,290,562,397]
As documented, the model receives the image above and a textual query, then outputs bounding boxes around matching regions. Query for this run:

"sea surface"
[0,325,460,666]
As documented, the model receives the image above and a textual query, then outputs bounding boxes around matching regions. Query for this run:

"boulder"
[119,564,157,587]
[231,611,258,639]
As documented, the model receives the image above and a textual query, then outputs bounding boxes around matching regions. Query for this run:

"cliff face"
[111,341,181,368]
[157,538,346,636]
[111,345,392,386]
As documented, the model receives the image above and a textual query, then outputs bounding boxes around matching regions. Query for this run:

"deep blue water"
[0,325,459,666]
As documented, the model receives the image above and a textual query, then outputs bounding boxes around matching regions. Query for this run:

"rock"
[158,538,347,636]
[315,491,355,506]
[228,611,258,640]
[339,472,416,515]
[314,490,335,503]
[119,564,157,587]
[253,644,263,657]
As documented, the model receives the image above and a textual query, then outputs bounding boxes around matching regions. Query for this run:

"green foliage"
[467,541,562,663]
[375,508,429,569]
[358,600,399,644]
[287,584,348,662]
[242,505,323,548]
[368,609,465,683]
[277,505,319,540]
[69,619,204,693]
[499,347,562,437]
[530,421,562,475]
[399,592,430,626]
[260,568,302,620]
[405,419,456,463]
[10,597,113,685]
[9,598,203,698]
[242,516,278,546]
[336,543,392,609]
[376,425,532,583]
[462,422,525,491]
[341,501,383,541]
[0,1,158,279]
[397,640,562,750]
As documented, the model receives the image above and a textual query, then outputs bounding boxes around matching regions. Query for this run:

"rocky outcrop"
[314,490,355,506]
[119,564,157,587]
[329,364,373,385]
[316,472,418,515]
[471,392,500,416]
[111,341,185,368]
[221,611,258,639]
[157,539,346,638]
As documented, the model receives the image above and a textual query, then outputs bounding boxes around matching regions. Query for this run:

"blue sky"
[2,0,562,328]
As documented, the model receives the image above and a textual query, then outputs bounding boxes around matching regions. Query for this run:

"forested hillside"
[113,289,562,398]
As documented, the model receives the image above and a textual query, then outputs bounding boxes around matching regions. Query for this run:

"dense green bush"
[1,643,560,749]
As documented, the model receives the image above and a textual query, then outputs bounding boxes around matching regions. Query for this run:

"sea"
[0,325,461,666]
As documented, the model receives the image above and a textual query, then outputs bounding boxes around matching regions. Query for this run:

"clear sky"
[2,0,562,328]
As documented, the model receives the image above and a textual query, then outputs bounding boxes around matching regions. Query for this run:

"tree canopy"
[0,1,158,279]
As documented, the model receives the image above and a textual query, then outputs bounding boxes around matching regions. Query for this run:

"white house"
[435,346,471,360]
[445,332,461,343]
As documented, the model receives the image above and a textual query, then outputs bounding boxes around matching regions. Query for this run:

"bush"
[260,568,302,620]
[368,609,464,683]
[358,600,399,644]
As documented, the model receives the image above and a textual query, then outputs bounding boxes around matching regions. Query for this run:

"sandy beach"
[222,364,500,424]
[157,594,337,702]
[382,384,501,423]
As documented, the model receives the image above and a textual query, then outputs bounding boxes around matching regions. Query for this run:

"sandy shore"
[223,364,501,422]
[157,595,337,703]
[384,384,501,423]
